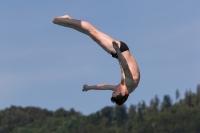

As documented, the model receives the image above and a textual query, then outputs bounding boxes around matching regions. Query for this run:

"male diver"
[52,14,140,105]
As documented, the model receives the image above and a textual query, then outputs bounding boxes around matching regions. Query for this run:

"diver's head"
[111,84,129,105]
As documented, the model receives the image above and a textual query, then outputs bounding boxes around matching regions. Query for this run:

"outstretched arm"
[82,84,116,92]
[112,42,135,92]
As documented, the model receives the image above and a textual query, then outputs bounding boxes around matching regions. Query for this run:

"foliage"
[0,84,200,133]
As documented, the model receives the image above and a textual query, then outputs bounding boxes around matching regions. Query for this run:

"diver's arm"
[82,84,116,92]
[112,42,135,92]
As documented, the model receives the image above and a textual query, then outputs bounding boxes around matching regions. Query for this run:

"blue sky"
[1,1,200,115]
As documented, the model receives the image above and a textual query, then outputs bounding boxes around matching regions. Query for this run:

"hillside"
[0,85,200,133]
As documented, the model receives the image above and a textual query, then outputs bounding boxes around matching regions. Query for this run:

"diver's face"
[112,85,121,97]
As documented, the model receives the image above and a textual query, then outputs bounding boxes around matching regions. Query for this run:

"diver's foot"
[56,14,71,19]
[52,14,71,24]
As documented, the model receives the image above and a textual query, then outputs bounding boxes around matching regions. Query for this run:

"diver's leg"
[52,15,120,54]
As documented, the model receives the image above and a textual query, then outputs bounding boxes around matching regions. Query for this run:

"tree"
[161,95,172,110]
[196,85,200,108]
[114,105,127,126]
[54,108,67,117]
[197,84,200,94]
[149,95,160,114]
[100,106,114,122]
[128,104,136,119]
[184,90,194,107]
[136,102,144,122]
[175,89,180,103]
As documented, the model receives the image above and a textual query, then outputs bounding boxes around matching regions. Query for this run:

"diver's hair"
[111,93,129,106]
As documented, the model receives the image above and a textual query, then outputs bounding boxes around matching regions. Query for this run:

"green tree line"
[0,84,200,133]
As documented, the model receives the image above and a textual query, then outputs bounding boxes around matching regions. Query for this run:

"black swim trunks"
[111,41,129,59]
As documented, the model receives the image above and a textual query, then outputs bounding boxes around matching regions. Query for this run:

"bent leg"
[52,15,120,54]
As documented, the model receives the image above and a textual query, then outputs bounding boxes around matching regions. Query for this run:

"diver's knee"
[81,22,99,41]
[81,21,94,31]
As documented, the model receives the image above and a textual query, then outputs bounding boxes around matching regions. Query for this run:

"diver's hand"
[112,41,120,51]
[82,84,89,92]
